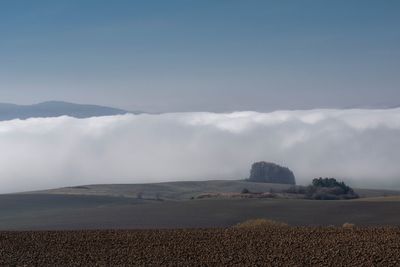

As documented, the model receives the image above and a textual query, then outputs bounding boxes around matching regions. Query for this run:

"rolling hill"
[31,180,400,200]
[0,180,398,230]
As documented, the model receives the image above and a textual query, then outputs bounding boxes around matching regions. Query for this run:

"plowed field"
[1,228,399,266]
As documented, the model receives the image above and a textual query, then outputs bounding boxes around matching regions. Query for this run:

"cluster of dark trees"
[248,161,296,185]
[307,177,358,200]
[245,161,357,200]
[286,177,359,200]
[311,178,354,193]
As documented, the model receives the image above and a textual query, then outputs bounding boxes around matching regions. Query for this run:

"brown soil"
[1,227,400,266]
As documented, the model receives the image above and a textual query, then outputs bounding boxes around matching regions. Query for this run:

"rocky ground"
[1,227,400,266]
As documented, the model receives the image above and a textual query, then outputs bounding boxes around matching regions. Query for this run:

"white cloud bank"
[1,108,400,193]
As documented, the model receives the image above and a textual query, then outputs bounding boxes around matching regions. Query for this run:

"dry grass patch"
[342,222,356,229]
[234,218,288,229]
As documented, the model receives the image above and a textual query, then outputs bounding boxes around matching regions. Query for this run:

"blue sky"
[0,0,399,112]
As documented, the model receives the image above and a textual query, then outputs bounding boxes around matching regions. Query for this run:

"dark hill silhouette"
[0,101,133,121]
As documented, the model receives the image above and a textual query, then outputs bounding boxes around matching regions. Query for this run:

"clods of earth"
[0,227,399,266]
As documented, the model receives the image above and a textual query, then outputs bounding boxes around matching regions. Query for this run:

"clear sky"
[0,0,399,112]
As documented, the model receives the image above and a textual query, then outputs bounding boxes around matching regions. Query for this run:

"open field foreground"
[1,227,400,266]
[4,194,400,230]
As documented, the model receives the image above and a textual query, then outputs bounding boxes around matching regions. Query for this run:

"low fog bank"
[0,108,400,193]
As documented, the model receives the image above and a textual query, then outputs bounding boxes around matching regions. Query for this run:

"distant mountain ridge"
[0,101,132,121]
[1,101,398,122]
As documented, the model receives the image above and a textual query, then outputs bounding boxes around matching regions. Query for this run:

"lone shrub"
[241,188,250,194]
